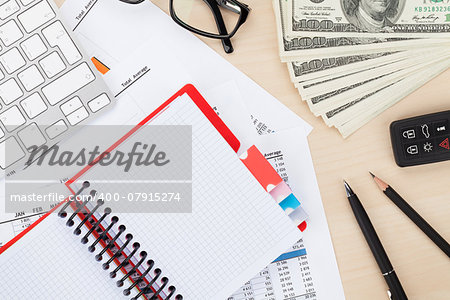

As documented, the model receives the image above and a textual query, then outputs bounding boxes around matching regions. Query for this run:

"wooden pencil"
[370,172,450,258]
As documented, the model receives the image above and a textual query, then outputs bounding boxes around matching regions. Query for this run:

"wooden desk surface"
[57,0,450,299]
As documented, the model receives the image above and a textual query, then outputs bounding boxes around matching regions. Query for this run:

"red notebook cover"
[0,84,307,300]
[0,84,240,255]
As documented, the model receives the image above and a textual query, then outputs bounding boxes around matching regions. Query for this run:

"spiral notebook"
[0,85,303,299]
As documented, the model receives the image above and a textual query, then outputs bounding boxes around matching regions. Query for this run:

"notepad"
[0,85,302,299]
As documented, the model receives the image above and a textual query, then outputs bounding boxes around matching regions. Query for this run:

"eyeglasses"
[119,0,251,54]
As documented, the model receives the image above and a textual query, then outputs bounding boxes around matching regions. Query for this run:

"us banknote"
[295,48,443,99]
[287,51,397,83]
[287,0,450,37]
[323,56,450,133]
[310,56,441,118]
[337,60,450,137]
[274,0,427,61]
[297,55,414,98]
[273,0,450,138]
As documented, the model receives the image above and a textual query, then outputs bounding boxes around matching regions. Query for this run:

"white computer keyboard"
[0,0,114,175]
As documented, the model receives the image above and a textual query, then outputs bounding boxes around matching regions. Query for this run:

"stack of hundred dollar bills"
[273,0,450,138]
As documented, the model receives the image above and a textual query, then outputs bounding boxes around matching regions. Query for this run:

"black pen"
[344,181,408,300]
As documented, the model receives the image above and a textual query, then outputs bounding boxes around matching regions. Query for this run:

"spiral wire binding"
[117,250,147,287]
[124,259,155,296]
[58,181,183,300]
[81,206,112,244]
[88,216,118,253]
[132,269,162,300]
[105,233,134,271]
[66,190,96,227]
[74,197,103,235]
[111,242,140,278]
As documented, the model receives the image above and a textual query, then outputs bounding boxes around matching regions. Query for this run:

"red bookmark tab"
[298,221,307,232]
[240,146,283,192]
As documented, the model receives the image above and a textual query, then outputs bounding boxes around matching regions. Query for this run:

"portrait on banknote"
[342,0,404,32]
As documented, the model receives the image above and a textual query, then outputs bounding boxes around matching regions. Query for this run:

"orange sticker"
[91,57,110,75]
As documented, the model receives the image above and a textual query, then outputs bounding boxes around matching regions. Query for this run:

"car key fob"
[390,110,450,167]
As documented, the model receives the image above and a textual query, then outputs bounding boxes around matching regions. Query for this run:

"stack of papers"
[0,0,345,299]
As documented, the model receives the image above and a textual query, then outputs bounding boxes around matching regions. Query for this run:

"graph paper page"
[0,213,123,299]
[75,94,302,299]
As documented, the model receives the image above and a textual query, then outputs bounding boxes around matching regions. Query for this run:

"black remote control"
[390,110,450,167]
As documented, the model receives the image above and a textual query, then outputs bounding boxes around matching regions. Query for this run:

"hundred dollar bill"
[297,55,416,98]
[274,0,444,62]
[287,51,397,83]
[322,55,450,130]
[304,52,444,116]
[306,70,398,115]
[288,0,450,38]
[273,0,450,138]
[288,45,450,83]
[337,60,450,137]
[323,61,447,128]
[280,0,405,83]
[324,80,399,126]
[295,45,448,96]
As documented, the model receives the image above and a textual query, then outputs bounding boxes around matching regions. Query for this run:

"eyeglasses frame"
[119,0,250,53]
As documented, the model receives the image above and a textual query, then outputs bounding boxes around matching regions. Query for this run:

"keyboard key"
[39,51,65,78]
[17,0,55,33]
[0,47,26,74]
[0,0,20,20]
[42,21,82,65]
[18,122,46,151]
[20,92,47,118]
[0,78,23,104]
[42,62,95,105]
[18,65,44,91]
[45,119,67,139]
[20,0,35,5]
[20,34,47,60]
[66,106,88,126]
[88,93,111,113]
[60,96,82,116]
[0,105,25,132]
[0,20,23,46]
[0,136,25,169]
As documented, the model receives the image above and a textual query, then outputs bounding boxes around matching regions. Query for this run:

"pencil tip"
[370,173,389,191]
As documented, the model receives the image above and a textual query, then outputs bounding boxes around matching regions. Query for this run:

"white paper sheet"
[60,0,312,135]
[68,94,304,299]
[0,213,123,299]
[0,0,311,248]
[249,127,345,300]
